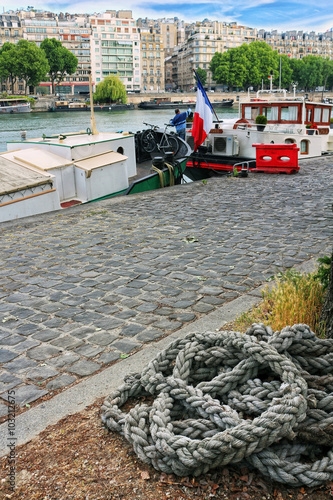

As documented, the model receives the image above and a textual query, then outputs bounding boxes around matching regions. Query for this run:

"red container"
[253,143,300,174]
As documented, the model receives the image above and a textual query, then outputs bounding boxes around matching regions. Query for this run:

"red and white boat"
[185,90,333,180]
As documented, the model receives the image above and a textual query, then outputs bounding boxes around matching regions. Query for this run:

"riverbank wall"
[31,91,331,112]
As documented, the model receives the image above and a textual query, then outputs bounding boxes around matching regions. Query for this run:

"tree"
[16,40,49,93]
[0,42,20,93]
[93,75,127,104]
[210,42,279,90]
[195,67,207,86]
[274,53,293,89]
[296,55,323,91]
[40,38,78,94]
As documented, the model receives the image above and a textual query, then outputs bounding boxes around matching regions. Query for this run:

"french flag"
[191,72,214,151]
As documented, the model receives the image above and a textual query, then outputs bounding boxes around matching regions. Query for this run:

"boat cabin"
[240,99,332,129]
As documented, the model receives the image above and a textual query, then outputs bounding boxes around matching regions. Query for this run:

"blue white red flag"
[191,72,214,151]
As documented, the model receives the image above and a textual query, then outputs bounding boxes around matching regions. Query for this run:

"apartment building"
[19,10,91,94]
[174,21,257,91]
[260,29,333,59]
[2,9,333,95]
[139,27,164,92]
[90,10,141,92]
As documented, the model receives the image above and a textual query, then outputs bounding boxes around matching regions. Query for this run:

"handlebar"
[143,122,158,129]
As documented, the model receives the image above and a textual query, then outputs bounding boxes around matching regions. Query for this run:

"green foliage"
[16,40,49,90]
[0,40,49,93]
[94,76,127,104]
[315,255,332,291]
[255,114,268,125]
[209,41,333,91]
[41,38,78,93]
[195,67,207,86]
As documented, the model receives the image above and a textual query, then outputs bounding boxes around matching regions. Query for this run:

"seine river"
[0,107,238,153]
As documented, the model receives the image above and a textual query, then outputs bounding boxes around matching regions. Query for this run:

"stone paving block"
[12,339,40,353]
[169,312,196,322]
[69,326,96,339]
[74,344,104,358]
[87,332,117,346]
[0,373,22,393]
[152,319,182,331]
[0,403,8,418]
[47,353,80,368]
[0,330,10,340]
[27,345,62,361]
[199,296,225,306]
[0,349,19,364]
[136,329,166,342]
[5,357,38,373]
[136,303,158,313]
[114,310,137,320]
[46,374,77,391]
[110,339,142,354]
[192,302,215,313]
[32,329,62,342]
[26,366,59,382]
[0,334,26,346]
[97,351,120,365]
[14,323,43,336]
[120,324,146,337]
[0,384,48,406]
[67,360,101,377]
[50,336,84,350]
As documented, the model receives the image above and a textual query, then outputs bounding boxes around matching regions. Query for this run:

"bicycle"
[141,122,179,155]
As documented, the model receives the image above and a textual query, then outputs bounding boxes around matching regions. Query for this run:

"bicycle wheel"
[141,129,157,153]
[160,135,179,155]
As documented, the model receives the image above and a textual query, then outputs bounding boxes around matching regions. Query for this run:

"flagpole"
[193,69,221,124]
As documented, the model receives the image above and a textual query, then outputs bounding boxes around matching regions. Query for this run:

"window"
[300,140,309,154]
[281,106,298,121]
[323,108,330,122]
[314,107,321,122]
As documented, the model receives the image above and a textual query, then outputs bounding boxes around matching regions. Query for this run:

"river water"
[0,107,238,153]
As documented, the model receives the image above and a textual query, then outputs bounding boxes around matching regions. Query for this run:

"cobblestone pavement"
[0,157,332,416]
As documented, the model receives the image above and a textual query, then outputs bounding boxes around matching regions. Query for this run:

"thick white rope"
[101,324,333,487]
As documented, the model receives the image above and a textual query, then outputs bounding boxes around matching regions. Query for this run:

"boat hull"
[138,101,185,109]
[0,103,31,113]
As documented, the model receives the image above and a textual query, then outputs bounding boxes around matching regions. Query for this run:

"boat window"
[314,107,321,122]
[307,109,312,122]
[281,106,298,121]
[244,107,253,120]
[322,108,330,122]
[266,107,278,121]
[285,138,296,144]
[251,107,259,121]
[300,140,309,154]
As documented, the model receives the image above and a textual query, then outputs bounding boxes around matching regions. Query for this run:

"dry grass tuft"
[234,270,326,335]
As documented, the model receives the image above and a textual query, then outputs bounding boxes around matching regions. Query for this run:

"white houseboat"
[0,98,31,113]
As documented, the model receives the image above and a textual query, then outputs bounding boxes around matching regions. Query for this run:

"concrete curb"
[0,257,319,458]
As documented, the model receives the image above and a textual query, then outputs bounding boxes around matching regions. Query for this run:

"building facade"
[1,9,333,96]
[90,10,141,93]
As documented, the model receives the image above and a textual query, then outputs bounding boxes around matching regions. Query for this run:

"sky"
[2,0,333,33]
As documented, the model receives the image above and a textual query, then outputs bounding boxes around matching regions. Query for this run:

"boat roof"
[74,151,128,173]
[7,131,134,149]
[0,154,55,196]
[240,98,332,106]
[2,147,73,171]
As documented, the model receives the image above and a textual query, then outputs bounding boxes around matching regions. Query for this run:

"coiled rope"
[101,324,333,487]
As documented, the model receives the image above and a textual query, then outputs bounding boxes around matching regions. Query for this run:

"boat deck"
[0,155,54,195]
